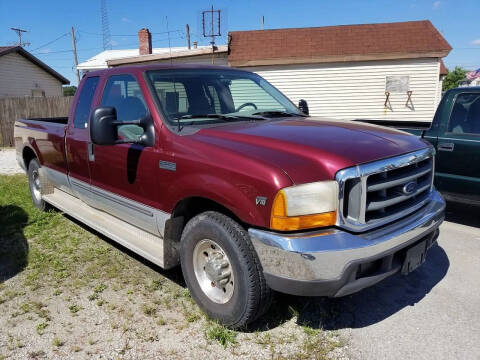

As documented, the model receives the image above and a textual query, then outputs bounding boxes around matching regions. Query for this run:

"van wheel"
[180,211,272,328]
[28,159,48,211]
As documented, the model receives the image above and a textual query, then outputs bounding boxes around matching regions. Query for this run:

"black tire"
[27,159,48,211]
[180,211,272,328]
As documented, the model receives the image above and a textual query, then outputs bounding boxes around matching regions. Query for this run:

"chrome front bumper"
[249,189,445,297]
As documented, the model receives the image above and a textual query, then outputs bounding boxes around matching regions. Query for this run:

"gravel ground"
[0,148,23,175]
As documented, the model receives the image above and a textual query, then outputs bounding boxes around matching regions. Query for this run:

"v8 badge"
[255,196,267,206]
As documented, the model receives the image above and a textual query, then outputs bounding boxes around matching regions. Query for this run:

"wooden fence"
[0,97,74,147]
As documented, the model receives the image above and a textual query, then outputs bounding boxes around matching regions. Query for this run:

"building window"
[31,89,45,97]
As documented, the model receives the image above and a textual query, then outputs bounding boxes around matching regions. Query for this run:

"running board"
[43,188,165,268]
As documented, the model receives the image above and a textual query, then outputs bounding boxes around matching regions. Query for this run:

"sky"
[1,0,479,86]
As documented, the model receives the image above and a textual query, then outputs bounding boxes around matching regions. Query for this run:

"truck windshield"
[146,69,303,126]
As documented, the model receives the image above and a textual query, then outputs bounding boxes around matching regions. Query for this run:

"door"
[435,92,480,202]
[88,74,164,235]
[65,76,100,202]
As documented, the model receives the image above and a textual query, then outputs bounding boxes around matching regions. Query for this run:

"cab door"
[435,92,480,203]
[65,75,100,202]
[88,73,165,235]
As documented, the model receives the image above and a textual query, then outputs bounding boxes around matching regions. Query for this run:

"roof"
[0,46,70,84]
[82,63,244,78]
[77,45,227,70]
[440,59,448,76]
[107,45,228,67]
[228,20,452,67]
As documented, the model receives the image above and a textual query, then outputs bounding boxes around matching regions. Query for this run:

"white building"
[0,46,69,97]
[78,20,451,122]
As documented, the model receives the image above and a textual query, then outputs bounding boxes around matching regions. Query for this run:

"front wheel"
[180,211,272,328]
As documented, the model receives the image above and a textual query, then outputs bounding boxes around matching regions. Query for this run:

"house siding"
[0,52,63,97]
[244,58,442,122]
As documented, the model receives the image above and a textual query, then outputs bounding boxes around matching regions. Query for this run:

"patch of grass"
[204,321,237,348]
[141,303,157,317]
[87,293,99,301]
[156,316,166,326]
[27,350,46,358]
[185,311,201,323]
[52,337,64,347]
[96,299,105,306]
[68,304,82,314]
[36,322,49,335]
[94,284,107,294]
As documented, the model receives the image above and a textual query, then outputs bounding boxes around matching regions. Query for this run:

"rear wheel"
[27,159,48,211]
[180,211,272,328]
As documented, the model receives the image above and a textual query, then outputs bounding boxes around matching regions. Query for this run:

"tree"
[442,66,468,91]
[63,85,77,96]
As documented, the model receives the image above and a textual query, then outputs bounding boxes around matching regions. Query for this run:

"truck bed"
[14,118,68,174]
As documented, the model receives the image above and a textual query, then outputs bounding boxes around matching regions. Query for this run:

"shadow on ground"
[444,201,480,228]
[0,205,29,282]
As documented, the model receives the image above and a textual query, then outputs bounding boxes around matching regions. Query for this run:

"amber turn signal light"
[270,190,337,231]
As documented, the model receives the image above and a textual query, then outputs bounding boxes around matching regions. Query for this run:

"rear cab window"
[73,76,99,129]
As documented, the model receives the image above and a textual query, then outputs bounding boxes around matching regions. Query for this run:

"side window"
[101,74,148,121]
[229,79,282,111]
[73,76,99,129]
[448,93,480,134]
[101,75,148,141]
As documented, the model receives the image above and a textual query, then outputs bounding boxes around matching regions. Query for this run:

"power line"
[30,32,69,52]
[78,29,183,37]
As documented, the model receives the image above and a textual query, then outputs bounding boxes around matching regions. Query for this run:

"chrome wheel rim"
[31,169,41,201]
[192,239,235,304]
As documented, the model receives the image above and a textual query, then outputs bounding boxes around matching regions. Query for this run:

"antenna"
[100,0,112,50]
[11,28,30,47]
[202,5,221,64]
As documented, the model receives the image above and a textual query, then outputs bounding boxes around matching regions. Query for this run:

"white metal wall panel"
[244,58,442,122]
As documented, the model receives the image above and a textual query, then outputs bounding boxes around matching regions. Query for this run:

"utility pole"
[186,24,191,50]
[261,16,264,30]
[71,27,81,85]
[11,28,30,47]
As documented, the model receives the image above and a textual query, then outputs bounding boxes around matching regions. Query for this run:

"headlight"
[270,181,338,231]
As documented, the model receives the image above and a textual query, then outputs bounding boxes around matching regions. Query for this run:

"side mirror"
[298,99,309,116]
[90,106,155,147]
[90,107,117,145]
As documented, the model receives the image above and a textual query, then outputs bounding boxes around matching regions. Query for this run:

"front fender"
[166,171,288,228]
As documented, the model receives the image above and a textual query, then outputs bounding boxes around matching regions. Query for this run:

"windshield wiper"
[252,110,306,118]
[174,113,268,124]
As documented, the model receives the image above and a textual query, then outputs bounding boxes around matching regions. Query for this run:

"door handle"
[437,142,454,152]
[88,142,95,161]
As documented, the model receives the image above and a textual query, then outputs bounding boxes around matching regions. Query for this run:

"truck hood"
[194,117,430,184]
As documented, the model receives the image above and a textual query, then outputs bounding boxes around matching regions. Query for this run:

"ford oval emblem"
[403,181,417,195]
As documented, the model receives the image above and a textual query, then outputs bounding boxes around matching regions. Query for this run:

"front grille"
[336,147,435,232]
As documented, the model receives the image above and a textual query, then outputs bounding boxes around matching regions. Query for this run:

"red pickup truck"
[15,64,445,327]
